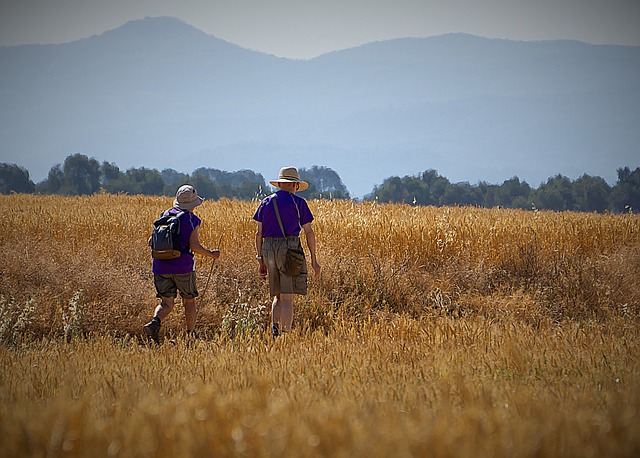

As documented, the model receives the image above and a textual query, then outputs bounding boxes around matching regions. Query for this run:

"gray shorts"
[154,272,199,299]
[262,237,308,297]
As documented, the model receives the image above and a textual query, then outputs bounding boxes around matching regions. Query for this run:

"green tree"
[370,176,409,203]
[440,182,480,206]
[36,164,64,194]
[124,168,165,195]
[61,154,101,195]
[368,170,451,205]
[0,163,35,194]
[37,154,101,195]
[573,174,611,212]
[98,165,164,195]
[191,167,267,200]
[402,176,428,205]
[161,169,191,195]
[232,180,265,200]
[497,177,532,208]
[610,167,640,213]
[478,182,499,208]
[533,175,576,211]
[421,170,450,205]
[100,161,125,193]
[298,166,350,199]
[190,172,219,200]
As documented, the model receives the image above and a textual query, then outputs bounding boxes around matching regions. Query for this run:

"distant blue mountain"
[1,16,639,197]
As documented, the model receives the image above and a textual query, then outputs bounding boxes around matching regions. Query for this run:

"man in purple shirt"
[144,185,220,343]
[254,166,321,337]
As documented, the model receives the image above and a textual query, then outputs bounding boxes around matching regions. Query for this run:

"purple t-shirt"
[152,208,201,275]
[253,191,314,237]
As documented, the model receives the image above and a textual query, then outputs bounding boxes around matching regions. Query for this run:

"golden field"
[0,193,639,457]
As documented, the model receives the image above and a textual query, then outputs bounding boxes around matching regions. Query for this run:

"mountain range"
[1,16,639,197]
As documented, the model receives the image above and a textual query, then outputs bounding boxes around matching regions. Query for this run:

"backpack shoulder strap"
[290,194,302,231]
[164,208,186,218]
[272,196,287,237]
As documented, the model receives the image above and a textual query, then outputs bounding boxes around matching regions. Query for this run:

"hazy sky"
[1,0,640,58]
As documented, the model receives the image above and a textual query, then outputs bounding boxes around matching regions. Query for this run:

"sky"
[1,0,640,59]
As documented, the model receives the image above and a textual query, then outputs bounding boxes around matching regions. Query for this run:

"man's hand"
[258,259,267,280]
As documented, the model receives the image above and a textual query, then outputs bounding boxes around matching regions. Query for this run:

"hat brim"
[269,179,309,191]
[173,196,204,210]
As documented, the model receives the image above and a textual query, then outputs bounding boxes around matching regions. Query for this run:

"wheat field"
[1,194,639,457]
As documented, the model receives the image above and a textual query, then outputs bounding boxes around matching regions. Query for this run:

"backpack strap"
[272,197,287,237]
[290,193,302,232]
[164,208,186,219]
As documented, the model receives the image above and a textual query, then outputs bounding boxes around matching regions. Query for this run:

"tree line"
[0,154,350,201]
[1,154,638,213]
[366,168,639,213]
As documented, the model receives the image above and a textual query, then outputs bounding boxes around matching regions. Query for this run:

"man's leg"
[272,293,294,334]
[279,293,294,332]
[144,296,175,343]
[154,296,175,321]
[183,297,196,331]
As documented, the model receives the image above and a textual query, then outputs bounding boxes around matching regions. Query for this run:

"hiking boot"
[144,318,161,344]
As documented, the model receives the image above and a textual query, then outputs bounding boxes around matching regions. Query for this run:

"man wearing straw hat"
[144,184,221,343]
[254,166,321,337]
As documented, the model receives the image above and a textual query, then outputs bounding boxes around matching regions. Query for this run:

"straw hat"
[269,166,309,191]
[173,184,204,210]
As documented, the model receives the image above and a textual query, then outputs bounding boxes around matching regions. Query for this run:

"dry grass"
[1,194,639,456]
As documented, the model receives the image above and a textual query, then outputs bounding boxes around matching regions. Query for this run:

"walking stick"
[200,234,223,304]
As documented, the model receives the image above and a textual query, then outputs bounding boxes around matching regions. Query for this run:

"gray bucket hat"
[174,184,204,210]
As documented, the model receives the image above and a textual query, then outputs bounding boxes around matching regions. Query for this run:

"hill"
[1,16,639,197]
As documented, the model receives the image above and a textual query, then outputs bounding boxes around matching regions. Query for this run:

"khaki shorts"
[262,237,308,297]
[154,272,199,299]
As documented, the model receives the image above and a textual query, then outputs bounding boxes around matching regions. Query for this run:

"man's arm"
[189,227,220,259]
[255,222,267,280]
[302,222,321,278]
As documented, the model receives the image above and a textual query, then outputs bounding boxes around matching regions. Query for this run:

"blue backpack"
[151,210,186,259]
